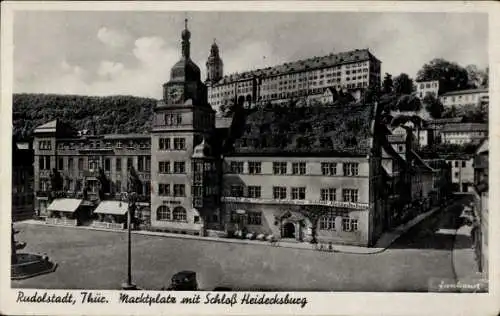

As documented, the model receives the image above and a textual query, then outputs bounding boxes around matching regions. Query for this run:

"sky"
[13,11,488,99]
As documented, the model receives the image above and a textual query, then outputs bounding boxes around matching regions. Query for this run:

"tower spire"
[181,17,191,58]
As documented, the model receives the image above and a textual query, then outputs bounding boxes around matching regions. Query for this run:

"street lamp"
[121,191,137,290]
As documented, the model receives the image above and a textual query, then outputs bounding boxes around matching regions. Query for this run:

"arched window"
[173,206,187,222]
[157,206,170,221]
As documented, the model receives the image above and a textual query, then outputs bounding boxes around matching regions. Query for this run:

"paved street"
[12,197,472,292]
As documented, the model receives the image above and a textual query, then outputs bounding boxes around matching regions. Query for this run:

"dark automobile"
[162,271,198,291]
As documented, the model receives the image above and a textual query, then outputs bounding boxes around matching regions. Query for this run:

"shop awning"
[47,198,82,213]
[93,201,128,215]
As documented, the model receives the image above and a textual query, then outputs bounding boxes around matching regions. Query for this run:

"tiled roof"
[428,117,464,125]
[441,123,488,133]
[232,102,376,156]
[441,88,488,97]
[217,49,378,84]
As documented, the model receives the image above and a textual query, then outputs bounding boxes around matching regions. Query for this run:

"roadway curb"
[17,206,446,255]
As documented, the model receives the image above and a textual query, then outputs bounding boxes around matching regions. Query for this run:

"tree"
[382,73,393,94]
[393,73,414,95]
[395,94,421,112]
[416,58,469,94]
[97,168,110,200]
[50,168,63,193]
[127,166,142,195]
[465,65,483,89]
[423,94,445,119]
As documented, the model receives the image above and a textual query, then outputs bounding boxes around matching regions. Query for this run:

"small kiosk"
[45,198,83,226]
[92,201,128,230]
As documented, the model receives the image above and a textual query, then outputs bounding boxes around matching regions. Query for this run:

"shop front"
[45,198,83,226]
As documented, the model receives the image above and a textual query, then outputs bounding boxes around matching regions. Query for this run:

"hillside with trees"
[13,94,156,139]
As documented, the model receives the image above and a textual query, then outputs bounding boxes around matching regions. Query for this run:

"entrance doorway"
[283,222,295,238]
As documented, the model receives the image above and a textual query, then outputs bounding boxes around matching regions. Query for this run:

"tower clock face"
[169,86,183,103]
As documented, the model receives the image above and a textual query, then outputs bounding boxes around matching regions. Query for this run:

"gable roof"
[34,119,58,133]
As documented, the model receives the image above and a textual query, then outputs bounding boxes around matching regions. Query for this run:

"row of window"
[39,140,52,150]
[158,137,186,150]
[158,183,186,197]
[42,156,151,173]
[228,161,359,176]
[229,185,359,202]
[53,141,150,151]
[156,205,188,222]
[164,113,183,126]
[319,215,359,232]
[38,178,151,195]
[158,161,186,174]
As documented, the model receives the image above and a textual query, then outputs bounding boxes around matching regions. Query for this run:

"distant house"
[440,88,488,109]
[320,87,336,104]
[446,155,475,193]
[416,80,439,99]
[440,123,488,145]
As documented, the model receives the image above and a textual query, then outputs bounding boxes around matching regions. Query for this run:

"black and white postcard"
[1,1,499,315]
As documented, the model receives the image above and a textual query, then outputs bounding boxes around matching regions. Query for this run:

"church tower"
[205,39,223,85]
[150,19,217,235]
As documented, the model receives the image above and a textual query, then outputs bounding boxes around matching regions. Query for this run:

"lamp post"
[121,191,137,290]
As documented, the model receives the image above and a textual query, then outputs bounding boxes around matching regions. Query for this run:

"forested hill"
[13,94,156,139]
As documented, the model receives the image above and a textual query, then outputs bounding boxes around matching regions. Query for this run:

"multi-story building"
[426,117,464,144]
[440,123,488,145]
[205,45,381,108]
[472,138,488,275]
[30,20,440,248]
[446,155,475,193]
[12,139,34,221]
[150,19,219,235]
[416,80,439,99]
[440,88,489,110]
[33,120,152,224]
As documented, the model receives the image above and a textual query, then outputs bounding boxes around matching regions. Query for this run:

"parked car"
[161,271,198,291]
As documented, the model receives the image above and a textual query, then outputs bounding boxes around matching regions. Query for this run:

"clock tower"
[150,19,218,235]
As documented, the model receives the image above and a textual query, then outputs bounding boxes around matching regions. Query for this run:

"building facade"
[221,154,375,246]
[440,88,488,110]
[206,46,381,109]
[440,123,488,145]
[150,19,219,235]
[416,80,439,99]
[446,156,475,193]
[33,120,152,223]
[472,138,488,275]
[12,140,34,221]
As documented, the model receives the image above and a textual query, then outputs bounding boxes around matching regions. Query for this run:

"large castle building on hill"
[205,40,381,108]
[31,20,437,247]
